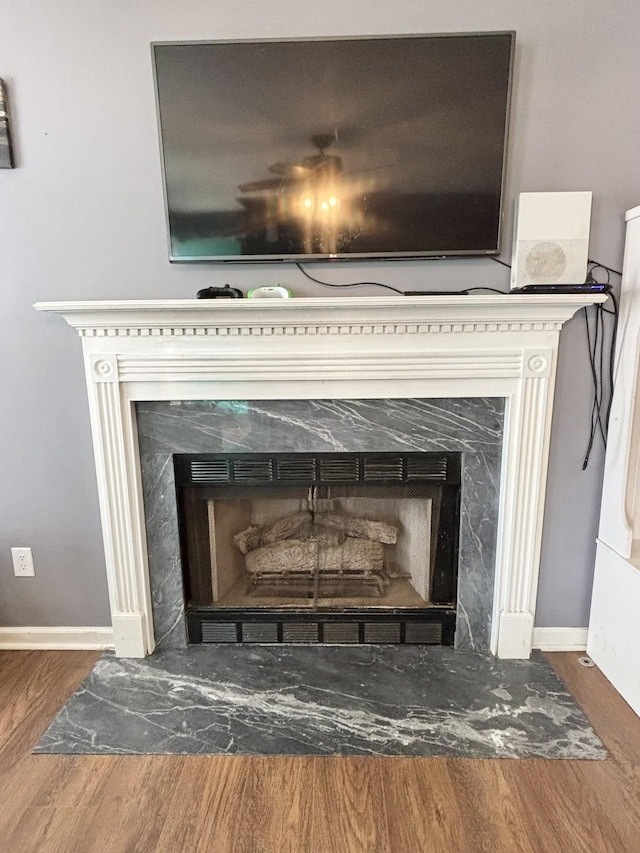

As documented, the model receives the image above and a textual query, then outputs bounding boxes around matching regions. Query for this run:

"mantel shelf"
[34,294,607,336]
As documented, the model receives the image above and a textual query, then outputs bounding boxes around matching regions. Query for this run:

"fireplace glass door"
[175,452,460,644]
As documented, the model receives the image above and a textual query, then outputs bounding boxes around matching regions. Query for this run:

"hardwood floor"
[0,650,639,852]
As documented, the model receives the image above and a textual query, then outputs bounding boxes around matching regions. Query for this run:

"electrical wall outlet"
[11,547,35,577]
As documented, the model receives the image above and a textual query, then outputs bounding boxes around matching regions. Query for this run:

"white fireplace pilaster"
[35,295,605,658]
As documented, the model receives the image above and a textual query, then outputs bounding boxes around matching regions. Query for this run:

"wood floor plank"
[378,756,464,851]
[227,755,318,853]
[239,756,317,853]
[6,804,104,853]
[28,755,122,810]
[445,758,538,852]
[1,650,640,853]
[85,755,186,853]
[499,758,626,853]
[546,652,640,852]
[0,650,99,768]
[155,756,250,853]
[0,756,62,841]
[305,756,391,853]
[549,651,640,773]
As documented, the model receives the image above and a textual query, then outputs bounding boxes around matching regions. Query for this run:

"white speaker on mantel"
[510,191,592,290]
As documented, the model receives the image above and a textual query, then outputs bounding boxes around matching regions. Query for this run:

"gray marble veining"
[137,398,504,651]
[35,646,606,759]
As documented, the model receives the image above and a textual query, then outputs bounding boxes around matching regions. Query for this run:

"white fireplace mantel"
[35,295,606,658]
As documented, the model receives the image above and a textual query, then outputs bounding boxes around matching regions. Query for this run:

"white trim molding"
[34,296,605,659]
[0,626,114,650]
[532,627,589,652]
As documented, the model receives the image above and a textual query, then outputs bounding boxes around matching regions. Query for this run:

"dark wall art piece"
[0,79,15,168]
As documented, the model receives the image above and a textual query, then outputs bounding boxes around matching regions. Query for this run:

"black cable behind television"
[152,32,515,263]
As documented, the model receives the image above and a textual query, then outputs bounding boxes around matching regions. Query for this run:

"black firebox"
[174,451,461,645]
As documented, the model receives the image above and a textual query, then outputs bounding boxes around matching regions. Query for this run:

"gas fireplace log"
[233,511,312,554]
[245,537,385,576]
[316,513,398,545]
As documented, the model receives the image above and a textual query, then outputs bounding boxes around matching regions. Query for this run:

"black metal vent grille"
[323,623,360,644]
[319,457,360,482]
[282,623,320,643]
[201,622,238,643]
[276,457,317,481]
[241,623,279,643]
[179,452,459,487]
[364,622,402,643]
[404,622,443,644]
[407,456,450,481]
[190,459,231,483]
[363,456,404,481]
[189,609,455,646]
[232,458,273,482]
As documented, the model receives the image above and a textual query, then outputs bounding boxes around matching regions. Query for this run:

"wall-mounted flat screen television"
[152,32,515,263]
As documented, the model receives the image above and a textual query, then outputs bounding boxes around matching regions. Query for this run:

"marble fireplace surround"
[35,295,605,659]
[136,397,502,654]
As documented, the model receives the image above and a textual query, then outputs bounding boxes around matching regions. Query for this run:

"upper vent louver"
[406,456,448,481]
[276,457,317,482]
[180,452,459,486]
[363,456,404,481]
[190,459,231,483]
[319,457,360,482]
[232,458,274,483]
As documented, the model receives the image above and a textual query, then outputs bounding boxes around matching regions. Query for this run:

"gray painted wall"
[1,1,639,628]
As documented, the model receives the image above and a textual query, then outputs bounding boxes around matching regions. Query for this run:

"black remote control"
[197,285,243,299]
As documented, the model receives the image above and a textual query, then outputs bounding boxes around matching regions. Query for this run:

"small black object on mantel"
[196,285,243,299]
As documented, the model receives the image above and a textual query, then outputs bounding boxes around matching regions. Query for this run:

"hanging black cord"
[296,262,508,295]
[598,305,605,431]
[586,261,619,432]
[588,258,622,277]
[583,306,601,468]
[605,291,619,430]
[295,262,405,295]
[583,301,615,469]
[581,258,621,468]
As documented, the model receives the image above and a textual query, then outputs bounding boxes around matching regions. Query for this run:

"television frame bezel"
[151,31,516,265]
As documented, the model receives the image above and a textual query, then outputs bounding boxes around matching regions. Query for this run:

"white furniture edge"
[593,205,640,556]
[588,204,640,716]
[0,626,114,650]
[35,295,605,659]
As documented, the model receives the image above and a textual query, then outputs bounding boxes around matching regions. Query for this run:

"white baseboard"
[532,627,588,652]
[0,626,114,650]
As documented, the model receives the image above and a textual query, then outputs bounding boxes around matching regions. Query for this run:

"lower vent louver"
[201,622,238,643]
[189,610,455,646]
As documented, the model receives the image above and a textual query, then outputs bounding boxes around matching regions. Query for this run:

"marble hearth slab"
[35,647,605,759]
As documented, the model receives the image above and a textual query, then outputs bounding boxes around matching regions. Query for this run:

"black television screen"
[152,32,514,263]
